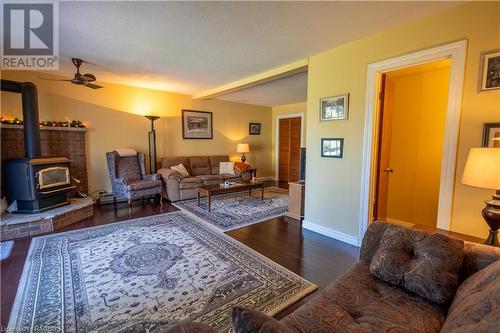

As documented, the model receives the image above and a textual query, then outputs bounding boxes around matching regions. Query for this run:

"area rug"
[173,187,289,232]
[8,211,316,333]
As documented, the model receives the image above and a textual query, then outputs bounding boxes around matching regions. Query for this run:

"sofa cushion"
[179,177,204,190]
[161,156,190,172]
[125,179,162,191]
[219,161,236,175]
[170,163,190,178]
[440,260,500,333]
[222,175,242,182]
[196,174,223,185]
[189,156,211,176]
[281,262,445,333]
[232,306,292,333]
[209,155,230,175]
[369,225,464,304]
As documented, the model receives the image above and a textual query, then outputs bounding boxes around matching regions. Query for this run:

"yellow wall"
[305,1,500,239]
[385,62,450,227]
[271,102,307,179]
[1,71,272,194]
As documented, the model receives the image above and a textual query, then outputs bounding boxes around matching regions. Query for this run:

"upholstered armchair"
[106,151,163,208]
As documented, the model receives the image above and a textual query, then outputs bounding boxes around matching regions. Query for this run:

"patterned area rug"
[173,187,289,231]
[8,212,316,333]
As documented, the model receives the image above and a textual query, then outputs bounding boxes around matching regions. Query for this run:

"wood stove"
[2,80,75,213]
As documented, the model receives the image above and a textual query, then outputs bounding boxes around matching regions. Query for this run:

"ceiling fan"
[41,58,103,89]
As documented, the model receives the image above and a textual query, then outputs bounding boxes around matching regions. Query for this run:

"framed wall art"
[479,50,500,92]
[321,138,344,158]
[320,94,349,121]
[482,123,500,147]
[182,110,213,139]
[249,122,261,135]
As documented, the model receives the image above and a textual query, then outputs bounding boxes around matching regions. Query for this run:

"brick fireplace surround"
[1,124,88,196]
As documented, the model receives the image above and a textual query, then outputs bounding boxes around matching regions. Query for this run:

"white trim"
[359,40,467,243]
[302,219,359,247]
[275,113,305,180]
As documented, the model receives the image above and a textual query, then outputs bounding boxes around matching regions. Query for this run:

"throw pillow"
[170,163,190,178]
[234,161,249,174]
[369,225,464,304]
[440,260,500,333]
[219,161,235,175]
[232,306,292,333]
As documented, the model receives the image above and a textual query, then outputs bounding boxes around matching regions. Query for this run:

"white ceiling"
[54,1,459,106]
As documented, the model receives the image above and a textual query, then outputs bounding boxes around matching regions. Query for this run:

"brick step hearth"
[1,198,94,240]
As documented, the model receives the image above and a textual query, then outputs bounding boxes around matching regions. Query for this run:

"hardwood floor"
[0,180,484,327]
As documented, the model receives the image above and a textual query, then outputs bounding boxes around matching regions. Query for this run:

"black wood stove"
[2,80,75,213]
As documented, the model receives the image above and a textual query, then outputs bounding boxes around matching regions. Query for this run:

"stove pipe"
[1,80,41,157]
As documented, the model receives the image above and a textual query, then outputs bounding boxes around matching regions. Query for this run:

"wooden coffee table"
[196,182,265,212]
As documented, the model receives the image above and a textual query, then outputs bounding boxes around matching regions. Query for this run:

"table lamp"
[461,148,500,246]
[237,143,250,163]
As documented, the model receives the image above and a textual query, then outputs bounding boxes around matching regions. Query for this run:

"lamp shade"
[461,148,500,190]
[236,143,250,153]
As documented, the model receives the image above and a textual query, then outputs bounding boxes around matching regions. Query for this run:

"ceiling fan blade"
[84,82,103,89]
[81,74,96,82]
[39,76,72,81]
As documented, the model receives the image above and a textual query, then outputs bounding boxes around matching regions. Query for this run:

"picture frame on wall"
[482,123,500,147]
[320,94,349,121]
[321,138,344,158]
[249,122,261,135]
[479,50,500,92]
[182,110,213,139]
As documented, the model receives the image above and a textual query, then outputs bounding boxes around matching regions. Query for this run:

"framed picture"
[249,122,261,135]
[182,110,213,139]
[479,50,500,92]
[482,123,500,147]
[320,94,349,121]
[321,138,344,158]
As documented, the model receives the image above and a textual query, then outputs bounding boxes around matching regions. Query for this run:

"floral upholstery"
[440,260,500,333]
[281,262,446,333]
[369,225,464,304]
[106,151,162,201]
[232,306,292,333]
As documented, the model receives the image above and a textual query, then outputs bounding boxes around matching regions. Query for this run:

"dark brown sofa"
[158,155,250,202]
[167,221,500,332]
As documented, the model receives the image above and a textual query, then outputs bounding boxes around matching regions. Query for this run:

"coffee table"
[196,182,265,212]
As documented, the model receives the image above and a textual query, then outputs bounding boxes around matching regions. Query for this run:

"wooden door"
[279,117,301,182]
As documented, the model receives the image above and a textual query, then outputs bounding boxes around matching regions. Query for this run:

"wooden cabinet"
[286,181,305,221]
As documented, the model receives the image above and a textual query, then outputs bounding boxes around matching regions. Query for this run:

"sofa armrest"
[158,168,182,181]
[359,221,391,262]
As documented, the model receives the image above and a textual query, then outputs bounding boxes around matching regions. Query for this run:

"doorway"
[374,60,451,228]
[278,116,302,182]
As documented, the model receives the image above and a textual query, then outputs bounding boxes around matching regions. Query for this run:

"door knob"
[384,168,394,173]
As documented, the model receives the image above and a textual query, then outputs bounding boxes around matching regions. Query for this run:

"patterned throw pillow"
[440,260,500,332]
[232,306,291,333]
[170,163,190,178]
[369,225,464,304]
[219,161,235,175]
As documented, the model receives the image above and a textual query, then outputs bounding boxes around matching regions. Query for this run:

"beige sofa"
[158,155,250,202]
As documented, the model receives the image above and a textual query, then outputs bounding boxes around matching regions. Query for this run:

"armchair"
[106,151,163,208]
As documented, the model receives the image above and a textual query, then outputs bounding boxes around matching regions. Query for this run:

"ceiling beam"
[193,58,308,100]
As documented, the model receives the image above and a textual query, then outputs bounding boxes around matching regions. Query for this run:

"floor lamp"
[145,115,160,174]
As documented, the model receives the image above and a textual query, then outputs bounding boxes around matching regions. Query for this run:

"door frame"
[358,40,467,243]
[275,113,305,181]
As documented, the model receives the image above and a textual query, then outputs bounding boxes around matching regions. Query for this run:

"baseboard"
[256,176,275,181]
[386,218,415,228]
[302,220,359,247]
